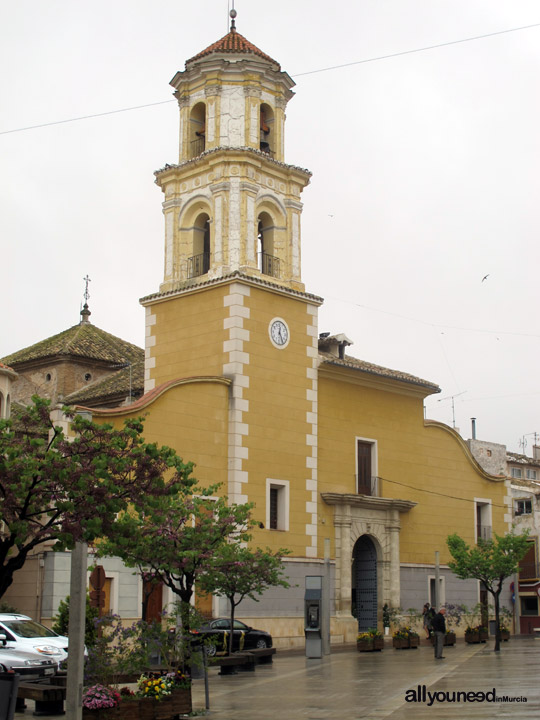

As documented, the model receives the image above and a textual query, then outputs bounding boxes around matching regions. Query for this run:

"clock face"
[269,318,289,348]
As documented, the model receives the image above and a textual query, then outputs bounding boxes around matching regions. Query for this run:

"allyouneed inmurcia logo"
[405,685,527,707]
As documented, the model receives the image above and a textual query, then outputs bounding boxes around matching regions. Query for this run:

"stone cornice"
[321,493,417,513]
[318,361,438,399]
[154,147,311,184]
[140,271,324,307]
[424,420,508,482]
[76,376,232,418]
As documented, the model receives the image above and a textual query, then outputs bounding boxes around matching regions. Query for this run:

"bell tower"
[155,10,311,293]
[142,15,321,563]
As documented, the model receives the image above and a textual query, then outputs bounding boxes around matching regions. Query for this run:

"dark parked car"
[192,619,272,656]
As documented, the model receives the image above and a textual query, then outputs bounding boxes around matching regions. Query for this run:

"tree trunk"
[228,597,236,656]
[493,590,501,652]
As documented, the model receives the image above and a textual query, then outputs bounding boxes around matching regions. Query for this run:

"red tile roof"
[186,29,279,68]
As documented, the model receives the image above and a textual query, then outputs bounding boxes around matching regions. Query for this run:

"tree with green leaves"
[97,486,255,634]
[0,396,193,599]
[200,544,290,655]
[446,530,530,651]
[52,593,99,648]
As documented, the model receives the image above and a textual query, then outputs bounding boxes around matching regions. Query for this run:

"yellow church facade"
[82,19,509,646]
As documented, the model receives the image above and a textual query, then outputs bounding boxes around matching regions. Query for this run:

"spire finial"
[230,2,237,31]
[81,275,91,324]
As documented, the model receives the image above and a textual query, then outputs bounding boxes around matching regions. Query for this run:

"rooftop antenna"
[437,391,466,429]
[519,432,540,454]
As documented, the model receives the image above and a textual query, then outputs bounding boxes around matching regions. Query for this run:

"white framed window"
[266,479,289,531]
[474,499,492,543]
[526,469,537,480]
[428,576,445,608]
[355,437,378,496]
[515,499,533,516]
[511,467,523,479]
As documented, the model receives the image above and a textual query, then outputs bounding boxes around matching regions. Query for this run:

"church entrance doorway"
[352,535,378,631]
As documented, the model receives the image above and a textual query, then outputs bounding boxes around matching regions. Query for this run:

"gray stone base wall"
[399,565,513,617]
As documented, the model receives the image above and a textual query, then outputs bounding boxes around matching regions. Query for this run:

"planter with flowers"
[464,626,480,643]
[83,671,192,720]
[392,626,419,649]
[444,630,456,646]
[82,685,121,720]
[82,611,193,720]
[477,625,489,642]
[356,628,384,652]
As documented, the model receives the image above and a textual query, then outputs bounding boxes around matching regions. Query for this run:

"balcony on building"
[187,252,210,279]
[259,141,275,158]
[356,475,380,497]
[260,252,280,279]
[190,136,205,158]
[519,560,539,582]
[476,524,492,542]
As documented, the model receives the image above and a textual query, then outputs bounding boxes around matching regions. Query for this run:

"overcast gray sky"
[1,1,539,453]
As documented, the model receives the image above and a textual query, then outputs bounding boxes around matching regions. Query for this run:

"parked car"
[192,618,272,656]
[0,635,58,679]
[0,614,69,663]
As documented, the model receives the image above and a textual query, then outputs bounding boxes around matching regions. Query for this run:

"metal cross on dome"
[83,274,91,303]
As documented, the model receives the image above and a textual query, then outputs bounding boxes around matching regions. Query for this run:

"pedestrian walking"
[432,607,446,659]
[422,602,435,639]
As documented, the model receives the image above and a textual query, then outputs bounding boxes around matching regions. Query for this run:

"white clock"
[269,318,290,349]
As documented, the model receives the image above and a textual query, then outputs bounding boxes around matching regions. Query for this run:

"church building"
[3,15,511,646]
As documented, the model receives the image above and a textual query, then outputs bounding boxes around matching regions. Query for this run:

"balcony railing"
[476,524,492,542]
[356,476,379,497]
[519,562,540,581]
[259,142,275,158]
[190,137,205,158]
[260,252,280,278]
[187,252,210,279]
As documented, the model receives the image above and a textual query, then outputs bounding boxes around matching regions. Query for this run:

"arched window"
[258,212,279,278]
[0,391,4,419]
[259,104,274,156]
[189,102,206,158]
[188,213,211,278]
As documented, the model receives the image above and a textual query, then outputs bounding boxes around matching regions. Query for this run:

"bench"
[17,680,66,716]
[210,652,256,675]
[246,647,276,665]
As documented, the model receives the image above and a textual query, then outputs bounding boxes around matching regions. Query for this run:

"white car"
[0,614,69,663]
[0,644,58,679]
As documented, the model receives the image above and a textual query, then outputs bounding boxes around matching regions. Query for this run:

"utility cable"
[1,22,539,136]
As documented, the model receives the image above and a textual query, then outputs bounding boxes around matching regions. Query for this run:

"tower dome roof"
[186,28,280,69]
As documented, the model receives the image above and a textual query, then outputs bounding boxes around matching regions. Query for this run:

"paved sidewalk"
[192,636,539,719]
[15,636,540,719]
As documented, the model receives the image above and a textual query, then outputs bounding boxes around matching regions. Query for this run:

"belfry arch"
[189,102,206,158]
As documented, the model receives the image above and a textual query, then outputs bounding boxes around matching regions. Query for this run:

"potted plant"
[392,626,418,649]
[499,607,511,641]
[382,604,400,636]
[477,624,489,642]
[356,632,374,652]
[82,684,121,720]
[356,628,384,652]
[464,625,480,643]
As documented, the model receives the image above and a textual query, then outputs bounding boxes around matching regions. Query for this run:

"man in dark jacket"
[432,608,446,659]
